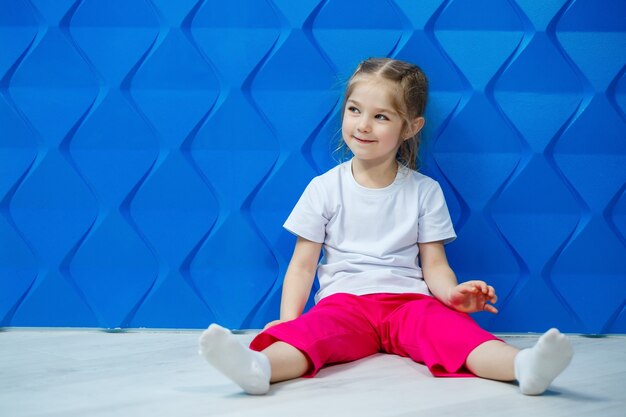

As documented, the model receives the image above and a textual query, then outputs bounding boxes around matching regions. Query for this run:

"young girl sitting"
[199,57,573,396]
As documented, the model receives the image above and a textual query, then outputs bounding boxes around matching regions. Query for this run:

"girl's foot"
[199,324,271,395]
[514,328,573,395]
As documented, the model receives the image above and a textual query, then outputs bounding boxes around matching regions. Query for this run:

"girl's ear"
[404,117,425,140]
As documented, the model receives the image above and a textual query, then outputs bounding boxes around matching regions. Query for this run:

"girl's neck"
[351,158,399,189]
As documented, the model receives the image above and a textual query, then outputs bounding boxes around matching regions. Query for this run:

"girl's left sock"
[514,328,573,395]
[199,323,271,395]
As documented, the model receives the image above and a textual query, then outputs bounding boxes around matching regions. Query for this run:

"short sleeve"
[283,177,327,243]
[417,181,457,245]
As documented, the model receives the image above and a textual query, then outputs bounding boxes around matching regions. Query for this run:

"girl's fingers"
[484,303,499,314]
[467,280,488,293]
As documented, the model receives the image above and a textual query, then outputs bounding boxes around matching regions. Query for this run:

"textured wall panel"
[0,0,624,332]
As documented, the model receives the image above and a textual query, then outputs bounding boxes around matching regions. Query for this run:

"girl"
[199,58,573,396]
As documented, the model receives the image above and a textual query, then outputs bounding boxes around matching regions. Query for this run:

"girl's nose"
[357,117,371,133]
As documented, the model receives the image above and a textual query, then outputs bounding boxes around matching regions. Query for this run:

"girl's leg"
[199,325,309,395]
[251,293,382,380]
[465,340,518,381]
[262,341,309,383]
[200,294,381,395]
[466,328,573,395]
[384,296,573,395]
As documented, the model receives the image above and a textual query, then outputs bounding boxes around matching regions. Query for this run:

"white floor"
[1,329,624,417]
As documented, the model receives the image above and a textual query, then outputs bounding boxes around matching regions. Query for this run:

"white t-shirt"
[284,159,457,303]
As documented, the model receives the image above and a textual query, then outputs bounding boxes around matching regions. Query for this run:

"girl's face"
[342,77,407,167]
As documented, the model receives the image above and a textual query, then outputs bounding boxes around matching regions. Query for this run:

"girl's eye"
[375,114,389,121]
[348,106,360,114]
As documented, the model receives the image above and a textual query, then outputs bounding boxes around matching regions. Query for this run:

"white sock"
[199,323,271,395]
[514,328,573,395]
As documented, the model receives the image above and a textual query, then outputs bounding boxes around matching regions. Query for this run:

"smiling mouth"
[354,136,376,144]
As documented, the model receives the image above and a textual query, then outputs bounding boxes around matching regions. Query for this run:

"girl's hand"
[446,280,498,314]
[263,319,286,331]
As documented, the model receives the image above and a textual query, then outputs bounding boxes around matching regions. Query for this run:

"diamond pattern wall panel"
[1,0,624,332]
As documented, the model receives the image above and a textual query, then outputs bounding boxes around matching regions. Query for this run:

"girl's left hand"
[446,281,498,314]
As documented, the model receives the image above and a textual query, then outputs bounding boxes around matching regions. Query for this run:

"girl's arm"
[264,236,322,329]
[419,241,498,314]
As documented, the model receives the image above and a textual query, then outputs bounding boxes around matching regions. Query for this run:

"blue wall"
[1,0,625,333]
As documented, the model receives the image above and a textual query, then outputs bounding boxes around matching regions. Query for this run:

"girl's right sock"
[199,323,271,395]
[514,328,573,395]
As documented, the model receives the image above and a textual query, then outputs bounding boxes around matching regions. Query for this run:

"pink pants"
[250,293,501,377]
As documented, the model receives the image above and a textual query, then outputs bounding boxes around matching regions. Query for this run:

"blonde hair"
[334,58,428,171]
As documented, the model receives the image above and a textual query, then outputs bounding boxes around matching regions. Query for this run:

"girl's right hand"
[263,320,286,331]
